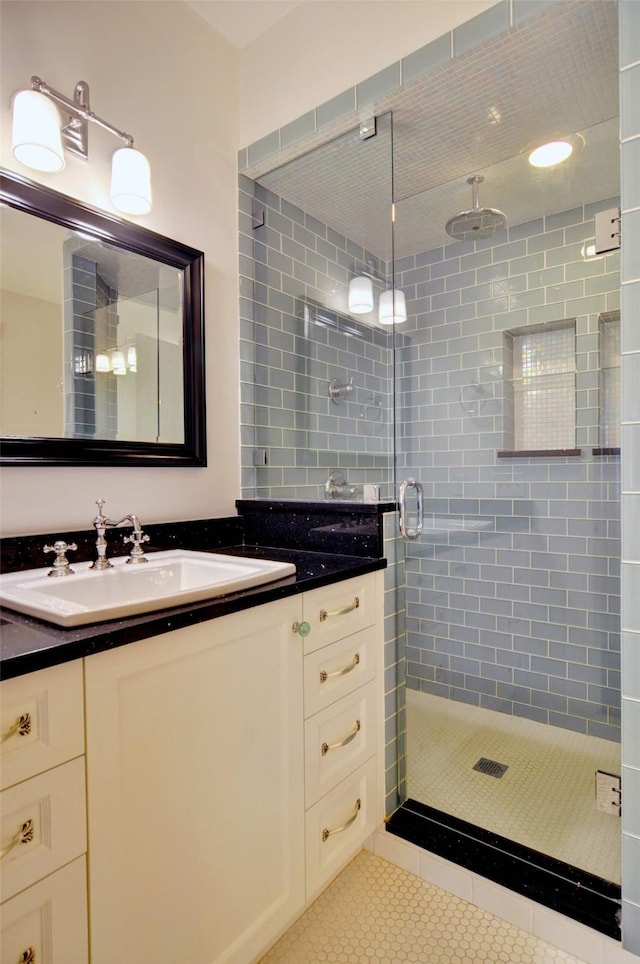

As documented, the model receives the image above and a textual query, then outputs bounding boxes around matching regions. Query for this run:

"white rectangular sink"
[0,550,296,628]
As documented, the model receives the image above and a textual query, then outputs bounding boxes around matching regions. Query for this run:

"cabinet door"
[85,598,305,964]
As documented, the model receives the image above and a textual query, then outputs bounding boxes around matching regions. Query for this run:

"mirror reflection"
[1,204,184,444]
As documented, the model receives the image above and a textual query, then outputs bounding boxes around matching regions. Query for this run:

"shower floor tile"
[261,850,586,962]
[406,690,621,884]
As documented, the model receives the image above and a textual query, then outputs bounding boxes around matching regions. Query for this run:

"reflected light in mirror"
[378,288,407,325]
[348,275,374,314]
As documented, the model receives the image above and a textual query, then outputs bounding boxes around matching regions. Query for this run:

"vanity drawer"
[302,573,375,654]
[0,855,88,963]
[0,660,85,791]
[305,756,377,901]
[303,628,374,717]
[0,756,87,901]
[305,681,377,808]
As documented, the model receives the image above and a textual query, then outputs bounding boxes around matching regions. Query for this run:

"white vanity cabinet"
[0,566,384,964]
[0,660,89,963]
[84,595,307,964]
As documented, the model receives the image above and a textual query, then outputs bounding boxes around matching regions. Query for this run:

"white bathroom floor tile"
[261,850,586,962]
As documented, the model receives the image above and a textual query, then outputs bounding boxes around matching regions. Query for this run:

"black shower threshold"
[386,799,621,941]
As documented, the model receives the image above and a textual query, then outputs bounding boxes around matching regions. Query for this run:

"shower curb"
[386,799,621,941]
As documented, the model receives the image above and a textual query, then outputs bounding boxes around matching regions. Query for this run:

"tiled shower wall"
[619,0,640,951]
[238,175,394,501]
[63,249,117,439]
[397,201,621,741]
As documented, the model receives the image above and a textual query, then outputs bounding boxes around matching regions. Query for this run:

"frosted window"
[510,323,576,450]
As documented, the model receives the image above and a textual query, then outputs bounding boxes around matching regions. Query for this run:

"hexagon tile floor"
[260,851,586,963]
[406,690,621,884]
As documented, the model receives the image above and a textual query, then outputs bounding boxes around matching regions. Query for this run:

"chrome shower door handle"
[399,477,423,540]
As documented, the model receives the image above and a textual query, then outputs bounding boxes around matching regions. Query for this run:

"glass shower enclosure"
[239,0,622,926]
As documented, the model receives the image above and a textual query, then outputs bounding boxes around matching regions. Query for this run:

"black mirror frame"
[0,169,207,467]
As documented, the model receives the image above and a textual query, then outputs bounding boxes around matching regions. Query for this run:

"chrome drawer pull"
[320,652,360,683]
[0,711,32,743]
[319,597,359,621]
[0,818,35,860]
[322,798,361,842]
[321,719,361,756]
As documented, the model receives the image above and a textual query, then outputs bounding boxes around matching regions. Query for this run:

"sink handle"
[43,540,77,576]
[123,528,150,564]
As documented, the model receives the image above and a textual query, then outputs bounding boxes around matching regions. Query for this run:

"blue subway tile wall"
[620,0,640,951]
[239,174,395,501]
[395,200,621,741]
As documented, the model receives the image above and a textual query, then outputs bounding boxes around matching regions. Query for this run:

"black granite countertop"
[0,544,385,680]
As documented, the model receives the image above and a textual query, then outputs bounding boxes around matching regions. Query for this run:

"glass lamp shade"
[110,147,152,216]
[110,350,126,375]
[378,288,407,325]
[95,352,111,373]
[12,90,65,173]
[348,276,374,314]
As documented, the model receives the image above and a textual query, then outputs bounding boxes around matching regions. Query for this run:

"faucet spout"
[90,500,150,569]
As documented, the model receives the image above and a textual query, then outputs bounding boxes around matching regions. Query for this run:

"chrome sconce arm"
[11,75,152,216]
[29,76,135,161]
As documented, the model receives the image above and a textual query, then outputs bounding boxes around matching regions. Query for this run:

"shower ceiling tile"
[259,0,619,261]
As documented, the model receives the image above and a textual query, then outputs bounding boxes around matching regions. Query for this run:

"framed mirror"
[0,169,206,466]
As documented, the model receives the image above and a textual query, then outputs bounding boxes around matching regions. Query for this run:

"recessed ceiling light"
[528,140,573,168]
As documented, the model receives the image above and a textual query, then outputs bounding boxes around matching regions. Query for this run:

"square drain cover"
[473,757,509,778]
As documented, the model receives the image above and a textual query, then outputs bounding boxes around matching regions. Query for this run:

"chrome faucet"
[90,499,150,569]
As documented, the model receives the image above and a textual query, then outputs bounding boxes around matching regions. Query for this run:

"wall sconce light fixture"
[11,76,152,216]
[378,289,407,325]
[348,261,407,325]
[348,275,374,314]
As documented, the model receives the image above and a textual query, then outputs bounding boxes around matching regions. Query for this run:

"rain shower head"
[445,175,507,241]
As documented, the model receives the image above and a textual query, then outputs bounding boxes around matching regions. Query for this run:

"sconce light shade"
[348,276,374,314]
[95,352,111,373]
[110,350,127,375]
[378,288,407,325]
[12,89,65,173]
[110,147,152,216]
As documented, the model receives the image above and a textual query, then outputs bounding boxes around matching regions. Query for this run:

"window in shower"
[596,310,621,452]
[500,319,579,455]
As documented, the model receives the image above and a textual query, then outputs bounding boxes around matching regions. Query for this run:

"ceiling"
[258,0,620,260]
[184,0,307,48]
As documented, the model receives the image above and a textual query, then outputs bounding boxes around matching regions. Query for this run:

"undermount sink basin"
[0,550,296,628]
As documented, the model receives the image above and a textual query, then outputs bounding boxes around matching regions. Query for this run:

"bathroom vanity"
[0,506,388,963]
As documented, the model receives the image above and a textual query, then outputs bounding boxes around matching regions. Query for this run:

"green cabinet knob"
[293,620,311,637]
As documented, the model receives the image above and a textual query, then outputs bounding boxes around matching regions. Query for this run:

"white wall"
[238,0,499,145]
[0,0,502,537]
[0,0,240,535]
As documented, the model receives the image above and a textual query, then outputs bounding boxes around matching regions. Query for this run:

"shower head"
[445,175,507,241]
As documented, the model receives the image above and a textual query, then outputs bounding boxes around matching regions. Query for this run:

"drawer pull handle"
[0,818,35,860]
[321,719,361,756]
[20,949,36,964]
[0,712,32,743]
[320,652,360,683]
[319,597,359,622]
[322,798,361,842]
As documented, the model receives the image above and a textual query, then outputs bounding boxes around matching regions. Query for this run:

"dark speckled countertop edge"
[0,545,385,681]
